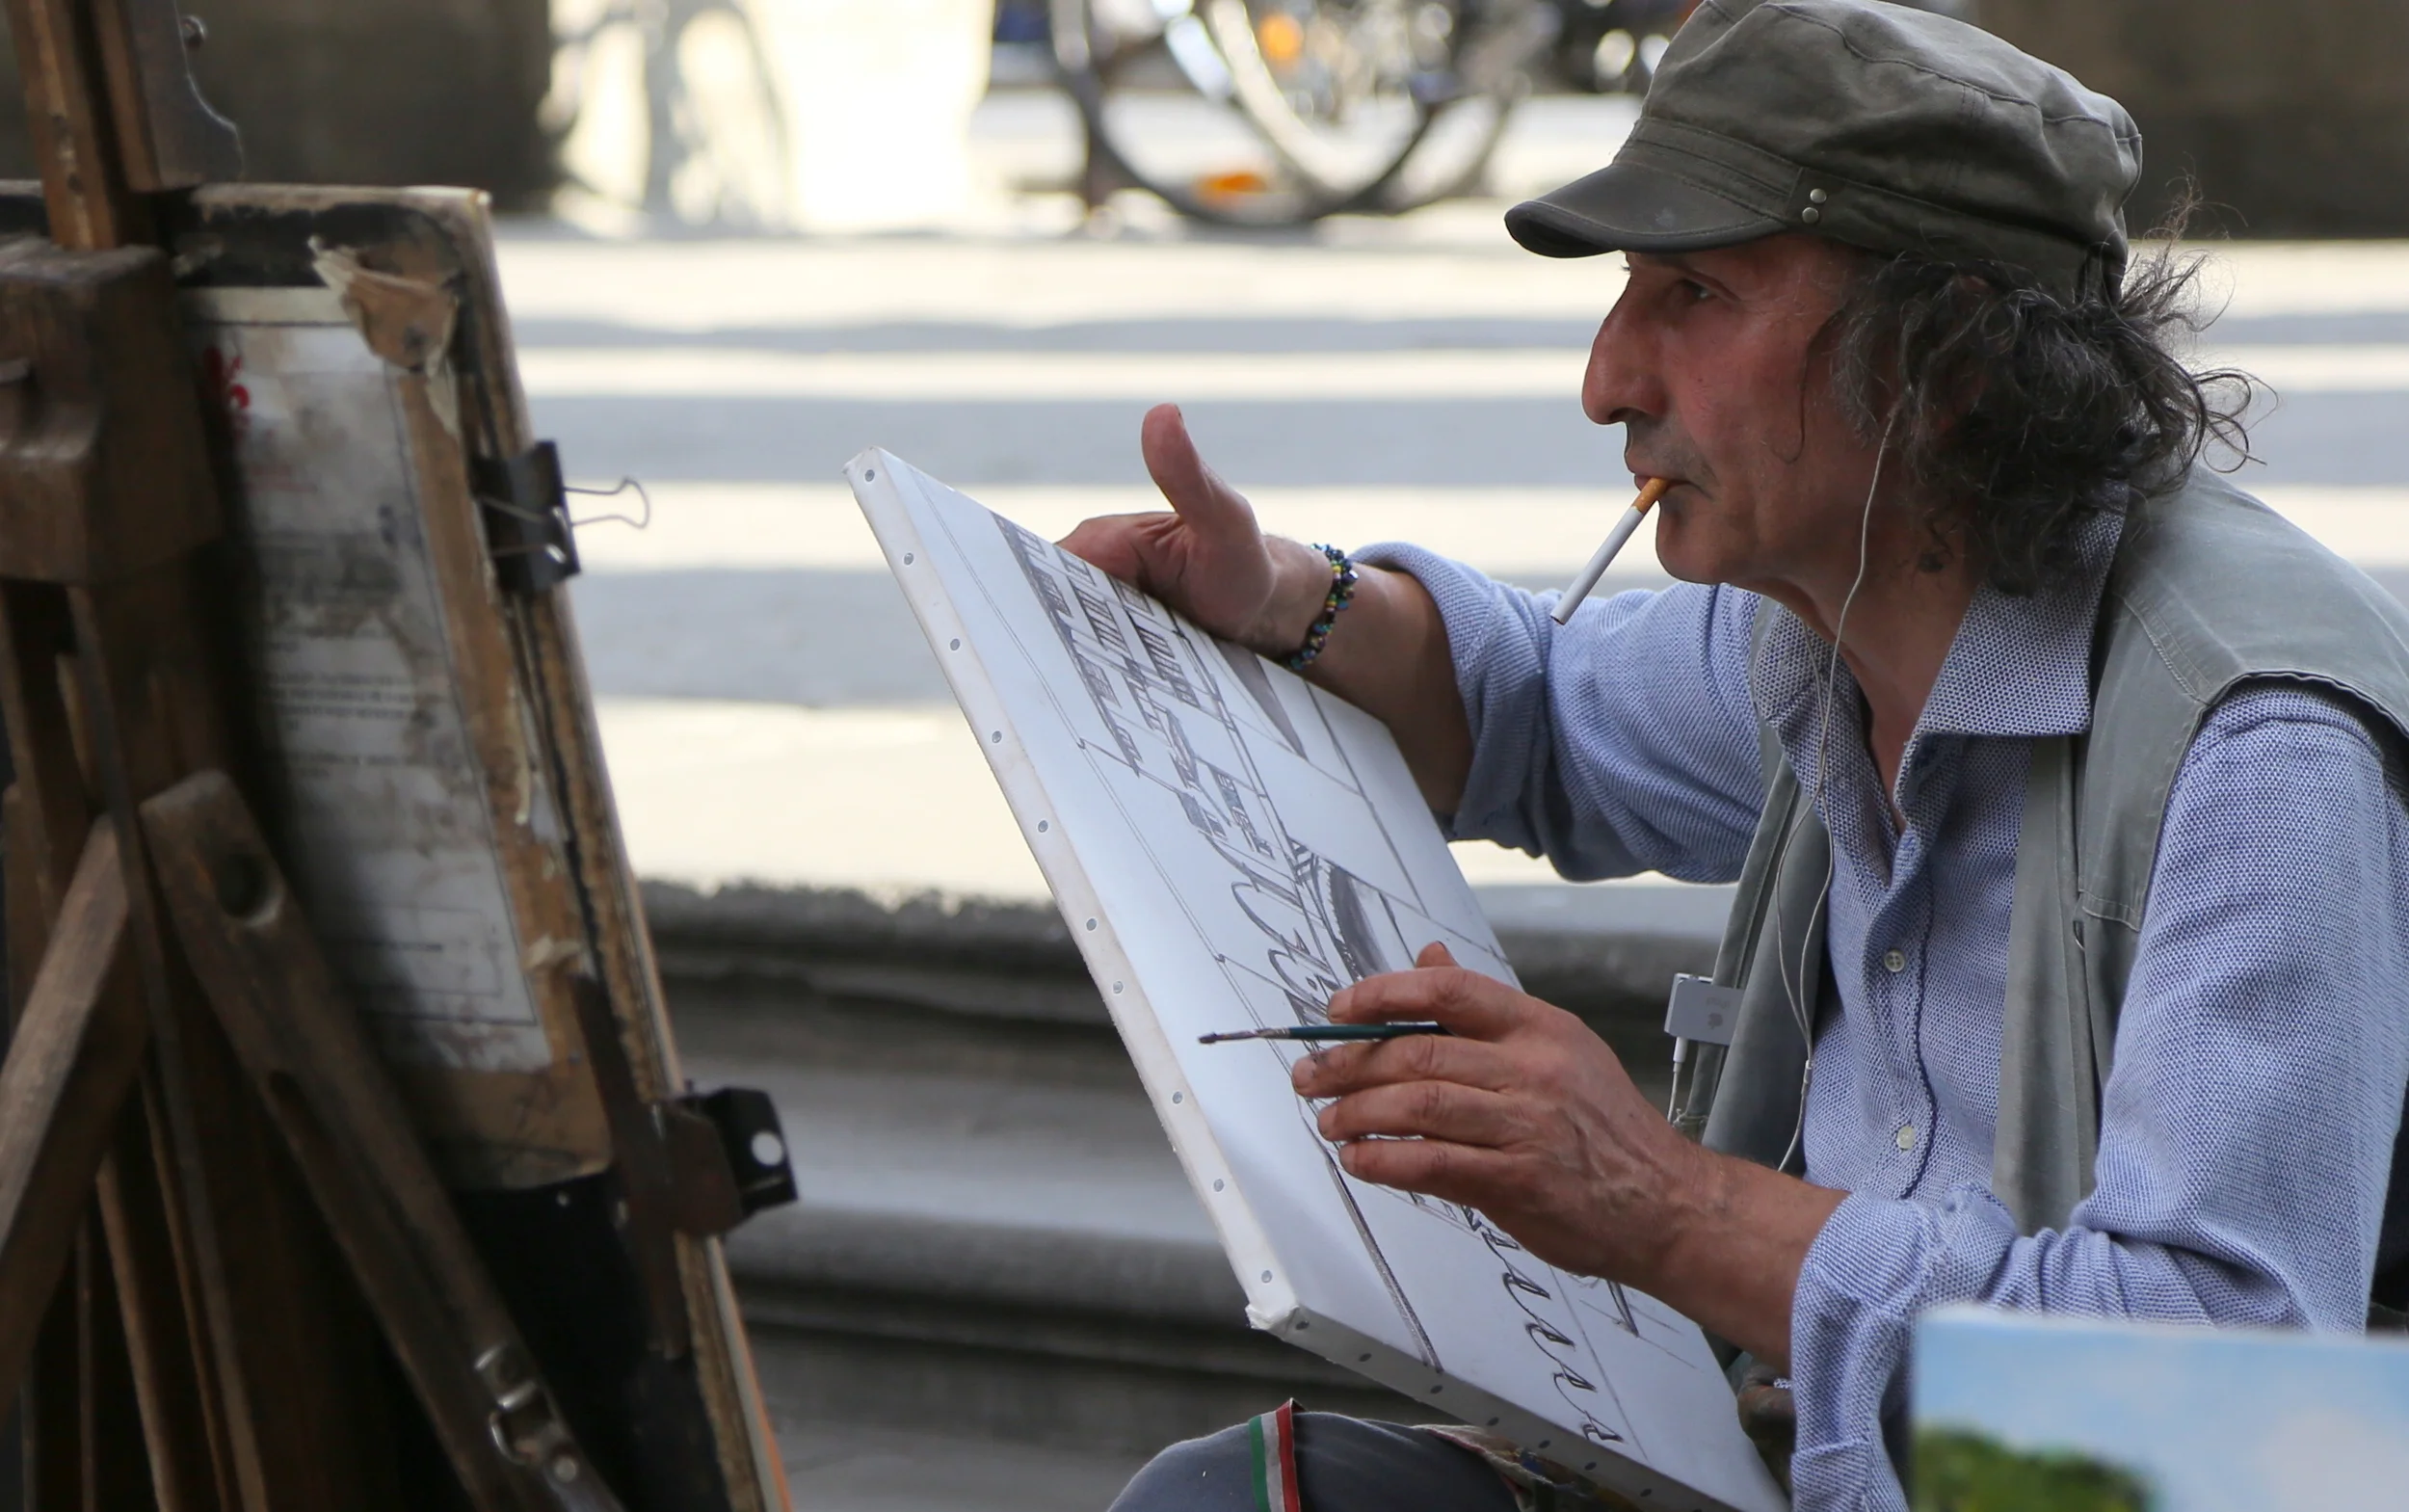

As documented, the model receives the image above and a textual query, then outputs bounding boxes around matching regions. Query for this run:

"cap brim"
[1506,159,1786,259]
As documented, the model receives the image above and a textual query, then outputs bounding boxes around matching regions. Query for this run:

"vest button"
[1883,948,1907,973]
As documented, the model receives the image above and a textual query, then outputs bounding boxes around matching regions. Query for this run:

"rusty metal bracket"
[676,1087,797,1221]
[89,0,243,191]
[568,973,759,1359]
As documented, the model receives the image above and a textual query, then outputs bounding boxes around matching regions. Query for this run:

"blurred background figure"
[546,0,1004,233]
[546,0,793,231]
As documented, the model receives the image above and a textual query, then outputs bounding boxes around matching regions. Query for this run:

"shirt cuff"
[1789,1188,2021,1507]
[1789,1439,1904,1512]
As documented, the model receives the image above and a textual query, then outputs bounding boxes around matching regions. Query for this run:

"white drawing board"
[849,449,1787,1512]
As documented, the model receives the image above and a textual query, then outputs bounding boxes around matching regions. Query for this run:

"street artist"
[1064,3,2409,1509]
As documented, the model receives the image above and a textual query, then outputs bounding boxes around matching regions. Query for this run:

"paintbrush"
[1198,1021,1451,1045]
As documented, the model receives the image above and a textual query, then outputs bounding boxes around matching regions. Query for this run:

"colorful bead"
[1284,544,1359,672]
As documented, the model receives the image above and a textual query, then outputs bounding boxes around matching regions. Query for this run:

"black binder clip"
[474,439,581,595]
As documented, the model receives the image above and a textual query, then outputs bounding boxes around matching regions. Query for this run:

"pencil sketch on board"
[851,448,1788,1512]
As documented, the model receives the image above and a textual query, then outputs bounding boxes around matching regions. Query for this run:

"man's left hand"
[1293,941,1701,1281]
[1292,942,1845,1367]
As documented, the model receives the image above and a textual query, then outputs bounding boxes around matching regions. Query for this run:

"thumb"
[1415,941,1461,969]
[1141,403,1260,552]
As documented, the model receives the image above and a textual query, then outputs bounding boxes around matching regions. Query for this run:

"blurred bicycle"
[1051,0,1697,226]
[1556,0,1696,95]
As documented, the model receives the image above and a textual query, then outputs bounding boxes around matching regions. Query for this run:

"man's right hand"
[1058,404,1330,659]
[1058,401,1475,813]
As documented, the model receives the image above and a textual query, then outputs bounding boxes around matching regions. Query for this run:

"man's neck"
[1755,549,1981,807]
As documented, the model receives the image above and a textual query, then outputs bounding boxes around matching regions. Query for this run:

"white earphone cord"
[1769,412,1896,1178]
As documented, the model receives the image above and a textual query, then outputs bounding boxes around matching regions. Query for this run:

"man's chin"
[1652,516,1761,589]
[1651,535,1730,588]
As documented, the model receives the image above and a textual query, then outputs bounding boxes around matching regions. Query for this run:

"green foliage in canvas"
[1912,1427,2153,1512]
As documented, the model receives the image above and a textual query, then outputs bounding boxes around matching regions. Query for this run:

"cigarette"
[1550,477,1670,624]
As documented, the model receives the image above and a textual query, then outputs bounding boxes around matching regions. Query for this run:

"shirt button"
[1883,948,1907,973]
[1895,1125,1919,1152]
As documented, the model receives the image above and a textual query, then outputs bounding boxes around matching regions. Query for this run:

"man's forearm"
[1254,538,1472,813]
[1636,1148,1847,1369]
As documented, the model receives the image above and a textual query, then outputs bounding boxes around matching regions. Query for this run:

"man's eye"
[1681,280,1712,302]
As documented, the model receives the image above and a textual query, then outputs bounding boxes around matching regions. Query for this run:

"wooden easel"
[0,4,765,1509]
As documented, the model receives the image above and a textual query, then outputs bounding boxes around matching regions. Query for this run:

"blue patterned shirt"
[1357,515,2409,1512]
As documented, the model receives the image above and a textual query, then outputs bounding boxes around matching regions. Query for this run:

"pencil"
[1198,1022,1451,1044]
[1550,476,1670,624]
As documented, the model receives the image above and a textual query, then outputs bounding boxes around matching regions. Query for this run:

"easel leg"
[76,1216,155,1511]
[23,1255,82,1512]
[140,770,623,1512]
[0,587,99,938]
[0,821,146,1398]
[66,566,403,1512]
[95,1084,228,1512]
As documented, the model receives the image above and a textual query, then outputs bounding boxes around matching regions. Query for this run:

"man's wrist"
[1251,536,1342,656]
[1633,1145,1845,1369]
[1625,1128,1728,1287]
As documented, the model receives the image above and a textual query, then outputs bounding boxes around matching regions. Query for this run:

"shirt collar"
[1749,508,2125,761]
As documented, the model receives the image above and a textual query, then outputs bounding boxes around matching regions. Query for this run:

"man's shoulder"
[2082,470,2409,925]
[2120,468,2322,579]
[2107,467,2409,710]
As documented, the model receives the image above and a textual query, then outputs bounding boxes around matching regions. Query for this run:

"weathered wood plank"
[0,820,143,1402]
[95,1079,229,1512]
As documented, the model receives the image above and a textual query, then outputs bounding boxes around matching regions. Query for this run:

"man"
[1072,3,2409,1509]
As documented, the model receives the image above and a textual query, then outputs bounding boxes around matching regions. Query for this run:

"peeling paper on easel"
[309,240,463,440]
[180,285,553,1074]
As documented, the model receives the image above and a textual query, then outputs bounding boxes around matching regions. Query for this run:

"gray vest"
[1682,467,2409,1320]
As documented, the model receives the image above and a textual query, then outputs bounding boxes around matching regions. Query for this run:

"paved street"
[493,97,2409,919]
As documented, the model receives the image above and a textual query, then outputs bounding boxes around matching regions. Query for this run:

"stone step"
[646,878,1725,1506]
[761,1420,1147,1512]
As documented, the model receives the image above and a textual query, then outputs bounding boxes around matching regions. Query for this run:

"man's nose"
[1582,304,1661,428]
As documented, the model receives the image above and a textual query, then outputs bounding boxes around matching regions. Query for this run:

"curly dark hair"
[1822,212,2259,597]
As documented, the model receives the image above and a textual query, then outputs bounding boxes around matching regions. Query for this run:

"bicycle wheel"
[1053,0,1541,225]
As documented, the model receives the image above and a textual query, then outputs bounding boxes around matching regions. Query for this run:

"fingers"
[1327,959,1532,1040]
[1056,509,1176,580]
[1314,1078,1522,1148]
[1140,403,1262,553]
[1291,1027,1515,1099]
[1335,1135,1516,1206]
[1415,940,1458,969]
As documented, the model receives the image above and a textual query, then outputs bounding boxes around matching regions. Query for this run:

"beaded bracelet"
[1284,544,1360,672]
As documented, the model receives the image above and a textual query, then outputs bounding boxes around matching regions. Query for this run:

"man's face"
[1583,235,1883,601]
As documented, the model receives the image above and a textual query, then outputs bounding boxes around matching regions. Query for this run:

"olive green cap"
[1506,0,2143,299]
